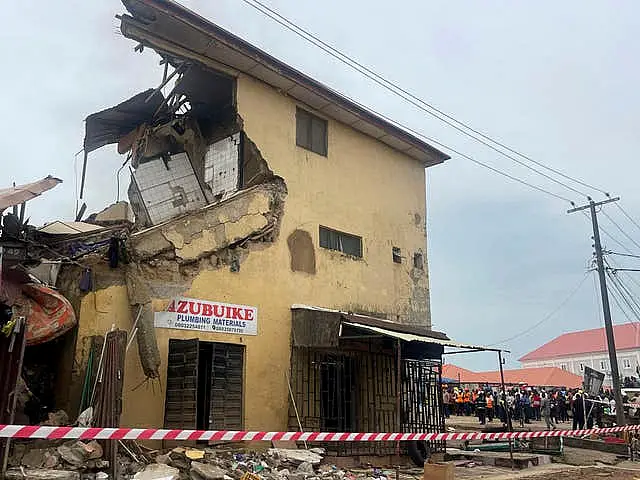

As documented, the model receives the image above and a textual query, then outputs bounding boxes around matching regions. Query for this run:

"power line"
[606,256,640,294]
[240,0,608,199]
[487,272,590,347]
[616,203,640,233]
[606,270,640,321]
[611,271,640,316]
[606,251,640,260]
[606,280,639,325]
[602,210,640,251]
[581,211,634,254]
[318,83,575,204]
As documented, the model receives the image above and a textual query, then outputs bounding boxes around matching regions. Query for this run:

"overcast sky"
[3,1,640,370]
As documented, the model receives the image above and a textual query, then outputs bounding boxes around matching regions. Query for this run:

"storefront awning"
[291,304,507,353]
[340,321,505,353]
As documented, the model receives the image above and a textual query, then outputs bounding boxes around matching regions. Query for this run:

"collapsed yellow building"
[29,0,497,460]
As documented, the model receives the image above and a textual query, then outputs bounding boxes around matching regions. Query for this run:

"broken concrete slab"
[268,449,323,466]
[130,180,286,264]
[42,410,70,426]
[5,468,80,480]
[21,449,48,468]
[132,463,180,480]
[86,440,104,460]
[185,448,205,460]
[155,453,172,465]
[296,462,315,474]
[57,441,96,467]
[93,201,135,224]
[190,462,227,480]
[43,451,61,469]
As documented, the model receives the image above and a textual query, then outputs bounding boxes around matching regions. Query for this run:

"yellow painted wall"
[236,73,431,323]
[75,72,434,432]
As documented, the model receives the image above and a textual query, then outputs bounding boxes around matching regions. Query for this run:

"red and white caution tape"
[1,424,640,442]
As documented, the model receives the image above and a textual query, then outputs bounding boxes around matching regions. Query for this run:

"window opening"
[392,247,402,264]
[164,339,244,431]
[319,226,362,258]
[296,108,328,156]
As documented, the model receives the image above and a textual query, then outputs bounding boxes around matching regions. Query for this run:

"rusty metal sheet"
[0,176,62,211]
[84,89,167,154]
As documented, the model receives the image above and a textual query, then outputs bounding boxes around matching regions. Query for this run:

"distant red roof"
[519,323,640,362]
[442,364,582,388]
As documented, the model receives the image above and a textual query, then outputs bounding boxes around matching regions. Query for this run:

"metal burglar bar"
[289,347,444,456]
[401,359,445,453]
[290,347,398,455]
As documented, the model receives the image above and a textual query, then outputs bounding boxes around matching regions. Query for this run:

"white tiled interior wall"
[204,133,240,200]
[133,152,206,225]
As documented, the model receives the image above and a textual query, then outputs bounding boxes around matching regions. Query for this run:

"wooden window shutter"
[164,338,199,429]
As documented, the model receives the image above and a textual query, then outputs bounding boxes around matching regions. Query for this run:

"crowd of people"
[442,385,628,430]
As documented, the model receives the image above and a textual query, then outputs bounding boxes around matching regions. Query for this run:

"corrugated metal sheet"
[341,322,502,352]
[119,0,450,167]
[0,176,61,211]
[38,221,104,235]
[83,89,167,154]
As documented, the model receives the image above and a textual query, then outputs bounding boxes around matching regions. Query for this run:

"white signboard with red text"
[154,297,258,335]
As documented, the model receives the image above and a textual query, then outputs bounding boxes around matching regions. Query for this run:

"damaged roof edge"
[119,0,450,167]
[291,304,449,340]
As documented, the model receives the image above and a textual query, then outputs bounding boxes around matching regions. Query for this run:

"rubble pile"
[6,444,407,480]
[6,440,108,480]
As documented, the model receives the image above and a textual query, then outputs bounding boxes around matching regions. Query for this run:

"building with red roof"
[442,364,582,388]
[519,323,640,386]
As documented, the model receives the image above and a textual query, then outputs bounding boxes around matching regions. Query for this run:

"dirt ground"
[445,414,569,432]
[452,463,640,479]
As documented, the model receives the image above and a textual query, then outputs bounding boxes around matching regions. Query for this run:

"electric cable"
[487,272,590,346]
[240,0,608,199]
[606,270,640,321]
[580,211,634,254]
[616,203,640,233]
[606,251,640,260]
[602,210,640,251]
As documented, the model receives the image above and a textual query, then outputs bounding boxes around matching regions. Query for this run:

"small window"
[561,364,567,371]
[296,108,328,156]
[623,359,632,369]
[600,360,606,370]
[579,363,584,372]
[413,252,424,269]
[319,226,362,258]
[392,247,402,264]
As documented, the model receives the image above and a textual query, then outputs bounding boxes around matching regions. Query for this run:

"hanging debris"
[125,267,161,379]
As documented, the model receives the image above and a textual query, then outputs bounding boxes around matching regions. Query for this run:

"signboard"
[154,297,257,336]
[584,366,605,396]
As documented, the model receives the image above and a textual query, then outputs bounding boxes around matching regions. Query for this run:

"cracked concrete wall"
[236,73,432,328]
[128,179,286,296]
[67,68,434,434]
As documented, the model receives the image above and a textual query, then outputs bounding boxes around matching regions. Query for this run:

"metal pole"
[589,201,625,425]
[396,339,401,457]
[568,197,625,425]
[498,351,513,431]
[498,351,514,469]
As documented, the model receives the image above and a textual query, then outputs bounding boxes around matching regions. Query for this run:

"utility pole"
[568,196,625,425]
